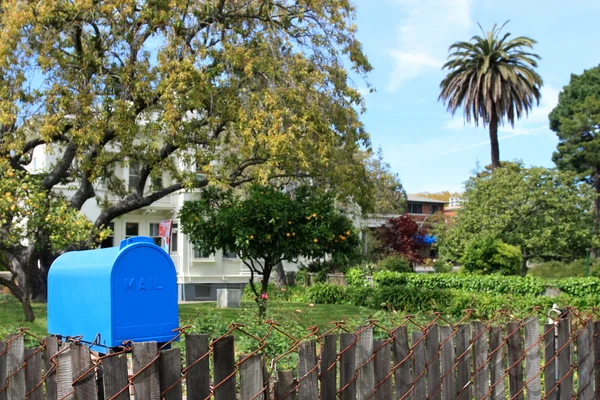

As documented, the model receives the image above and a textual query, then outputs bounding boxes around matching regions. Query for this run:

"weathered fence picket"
[523,317,541,400]
[24,347,43,400]
[132,341,159,400]
[373,339,392,400]
[556,317,573,400]
[426,324,441,400]
[158,348,182,400]
[339,332,357,400]
[411,331,425,400]
[320,334,337,400]
[455,324,471,400]
[439,326,456,400]
[507,322,524,400]
[488,326,504,400]
[3,312,600,399]
[392,326,411,400]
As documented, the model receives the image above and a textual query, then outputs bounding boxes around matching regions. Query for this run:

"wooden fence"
[0,310,598,399]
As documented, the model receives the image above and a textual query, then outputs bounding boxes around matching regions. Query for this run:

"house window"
[171,224,178,252]
[194,284,211,299]
[100,222,115,248]
[151,174,163,190]
[149,223,162,246]
[408,203,423,214]
[196,164,206,183]
[223,248,237,259]
[129,161,141,190]
[430,204,440,214]
[125,222,139,238]
[193,245,210,259]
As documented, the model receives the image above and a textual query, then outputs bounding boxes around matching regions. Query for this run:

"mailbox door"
[111,244,179,344]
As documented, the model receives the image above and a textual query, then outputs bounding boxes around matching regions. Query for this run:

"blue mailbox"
[48,236,179,348]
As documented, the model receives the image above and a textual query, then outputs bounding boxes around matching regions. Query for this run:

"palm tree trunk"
[489,112,500,169]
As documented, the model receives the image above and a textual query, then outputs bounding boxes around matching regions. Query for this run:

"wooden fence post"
[101,353,128,400]
[5,334,25,400]
[543,323,558,400]
[488,326,505,400]
[440,326,456,400]
[44,336,60,400]
[56,342,73,400]
[393,326,411,400]
[411,331,425,400]
[356,326,374,400]
[425,324,441,400]
[556,317,573,400]
[213,336,236,400]
[132,341,160,400]
[159,348,182,400]
[523,317,541,400]
[339,332,357,400]
[23,347,43,400]
[507,322,524,400]
[373,339,392,400]
[185,334,210,400]
[455,324,471,400]
[240,354,265,400]
[298,340,318,400]
[472,321,489,400]
[70,343,98,400]
[320,334,337,400]
[577,320,593,400]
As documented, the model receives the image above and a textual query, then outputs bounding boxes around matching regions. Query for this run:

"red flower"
[261,293,268,300]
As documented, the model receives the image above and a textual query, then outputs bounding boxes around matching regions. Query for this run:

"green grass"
[0,295,378,340]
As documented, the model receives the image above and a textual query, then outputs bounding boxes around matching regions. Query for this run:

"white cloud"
[386,0,472,92]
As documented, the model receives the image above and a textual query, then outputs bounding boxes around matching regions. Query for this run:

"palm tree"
[439,23,543,169]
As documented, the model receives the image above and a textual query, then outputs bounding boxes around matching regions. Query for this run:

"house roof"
[406,194,448,204]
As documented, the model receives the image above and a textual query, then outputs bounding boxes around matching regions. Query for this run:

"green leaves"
[179,183,359,278]
[438,164,594,266]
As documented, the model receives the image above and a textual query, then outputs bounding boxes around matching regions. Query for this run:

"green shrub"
[377,254,413,273]
[346,286,375,307]
[345,268,368,287]
[556,277,600,297]
[372,272,546,296]
[433,259,453,273]
[461,235,522,275]
[306,283,349,304]
[373,285,452,312]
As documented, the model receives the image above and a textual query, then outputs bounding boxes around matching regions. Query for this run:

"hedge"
[372,272,547,296]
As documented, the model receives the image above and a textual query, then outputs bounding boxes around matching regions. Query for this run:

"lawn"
[0,295,379,340]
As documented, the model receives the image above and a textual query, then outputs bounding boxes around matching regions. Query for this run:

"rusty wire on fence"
[2,307,600,399]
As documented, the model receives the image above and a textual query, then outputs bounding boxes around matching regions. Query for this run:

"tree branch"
[41,141,78,190]
[95,181,189,228]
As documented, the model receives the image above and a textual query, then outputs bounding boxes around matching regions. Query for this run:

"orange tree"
[179,184,359,316]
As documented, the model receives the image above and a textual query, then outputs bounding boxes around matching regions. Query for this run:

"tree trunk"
[489,112,500,170]
[0,270,35,322]
[521,256,528,277]
[592,169,600,258]
[273,261,287,286]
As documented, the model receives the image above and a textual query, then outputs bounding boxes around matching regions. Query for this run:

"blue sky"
[350,0,600,194]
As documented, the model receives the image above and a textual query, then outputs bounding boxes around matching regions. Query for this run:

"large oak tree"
[550,65,600,245]
[0,0,373,320]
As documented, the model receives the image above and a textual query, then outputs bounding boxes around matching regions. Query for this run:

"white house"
[27,145,305,302]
